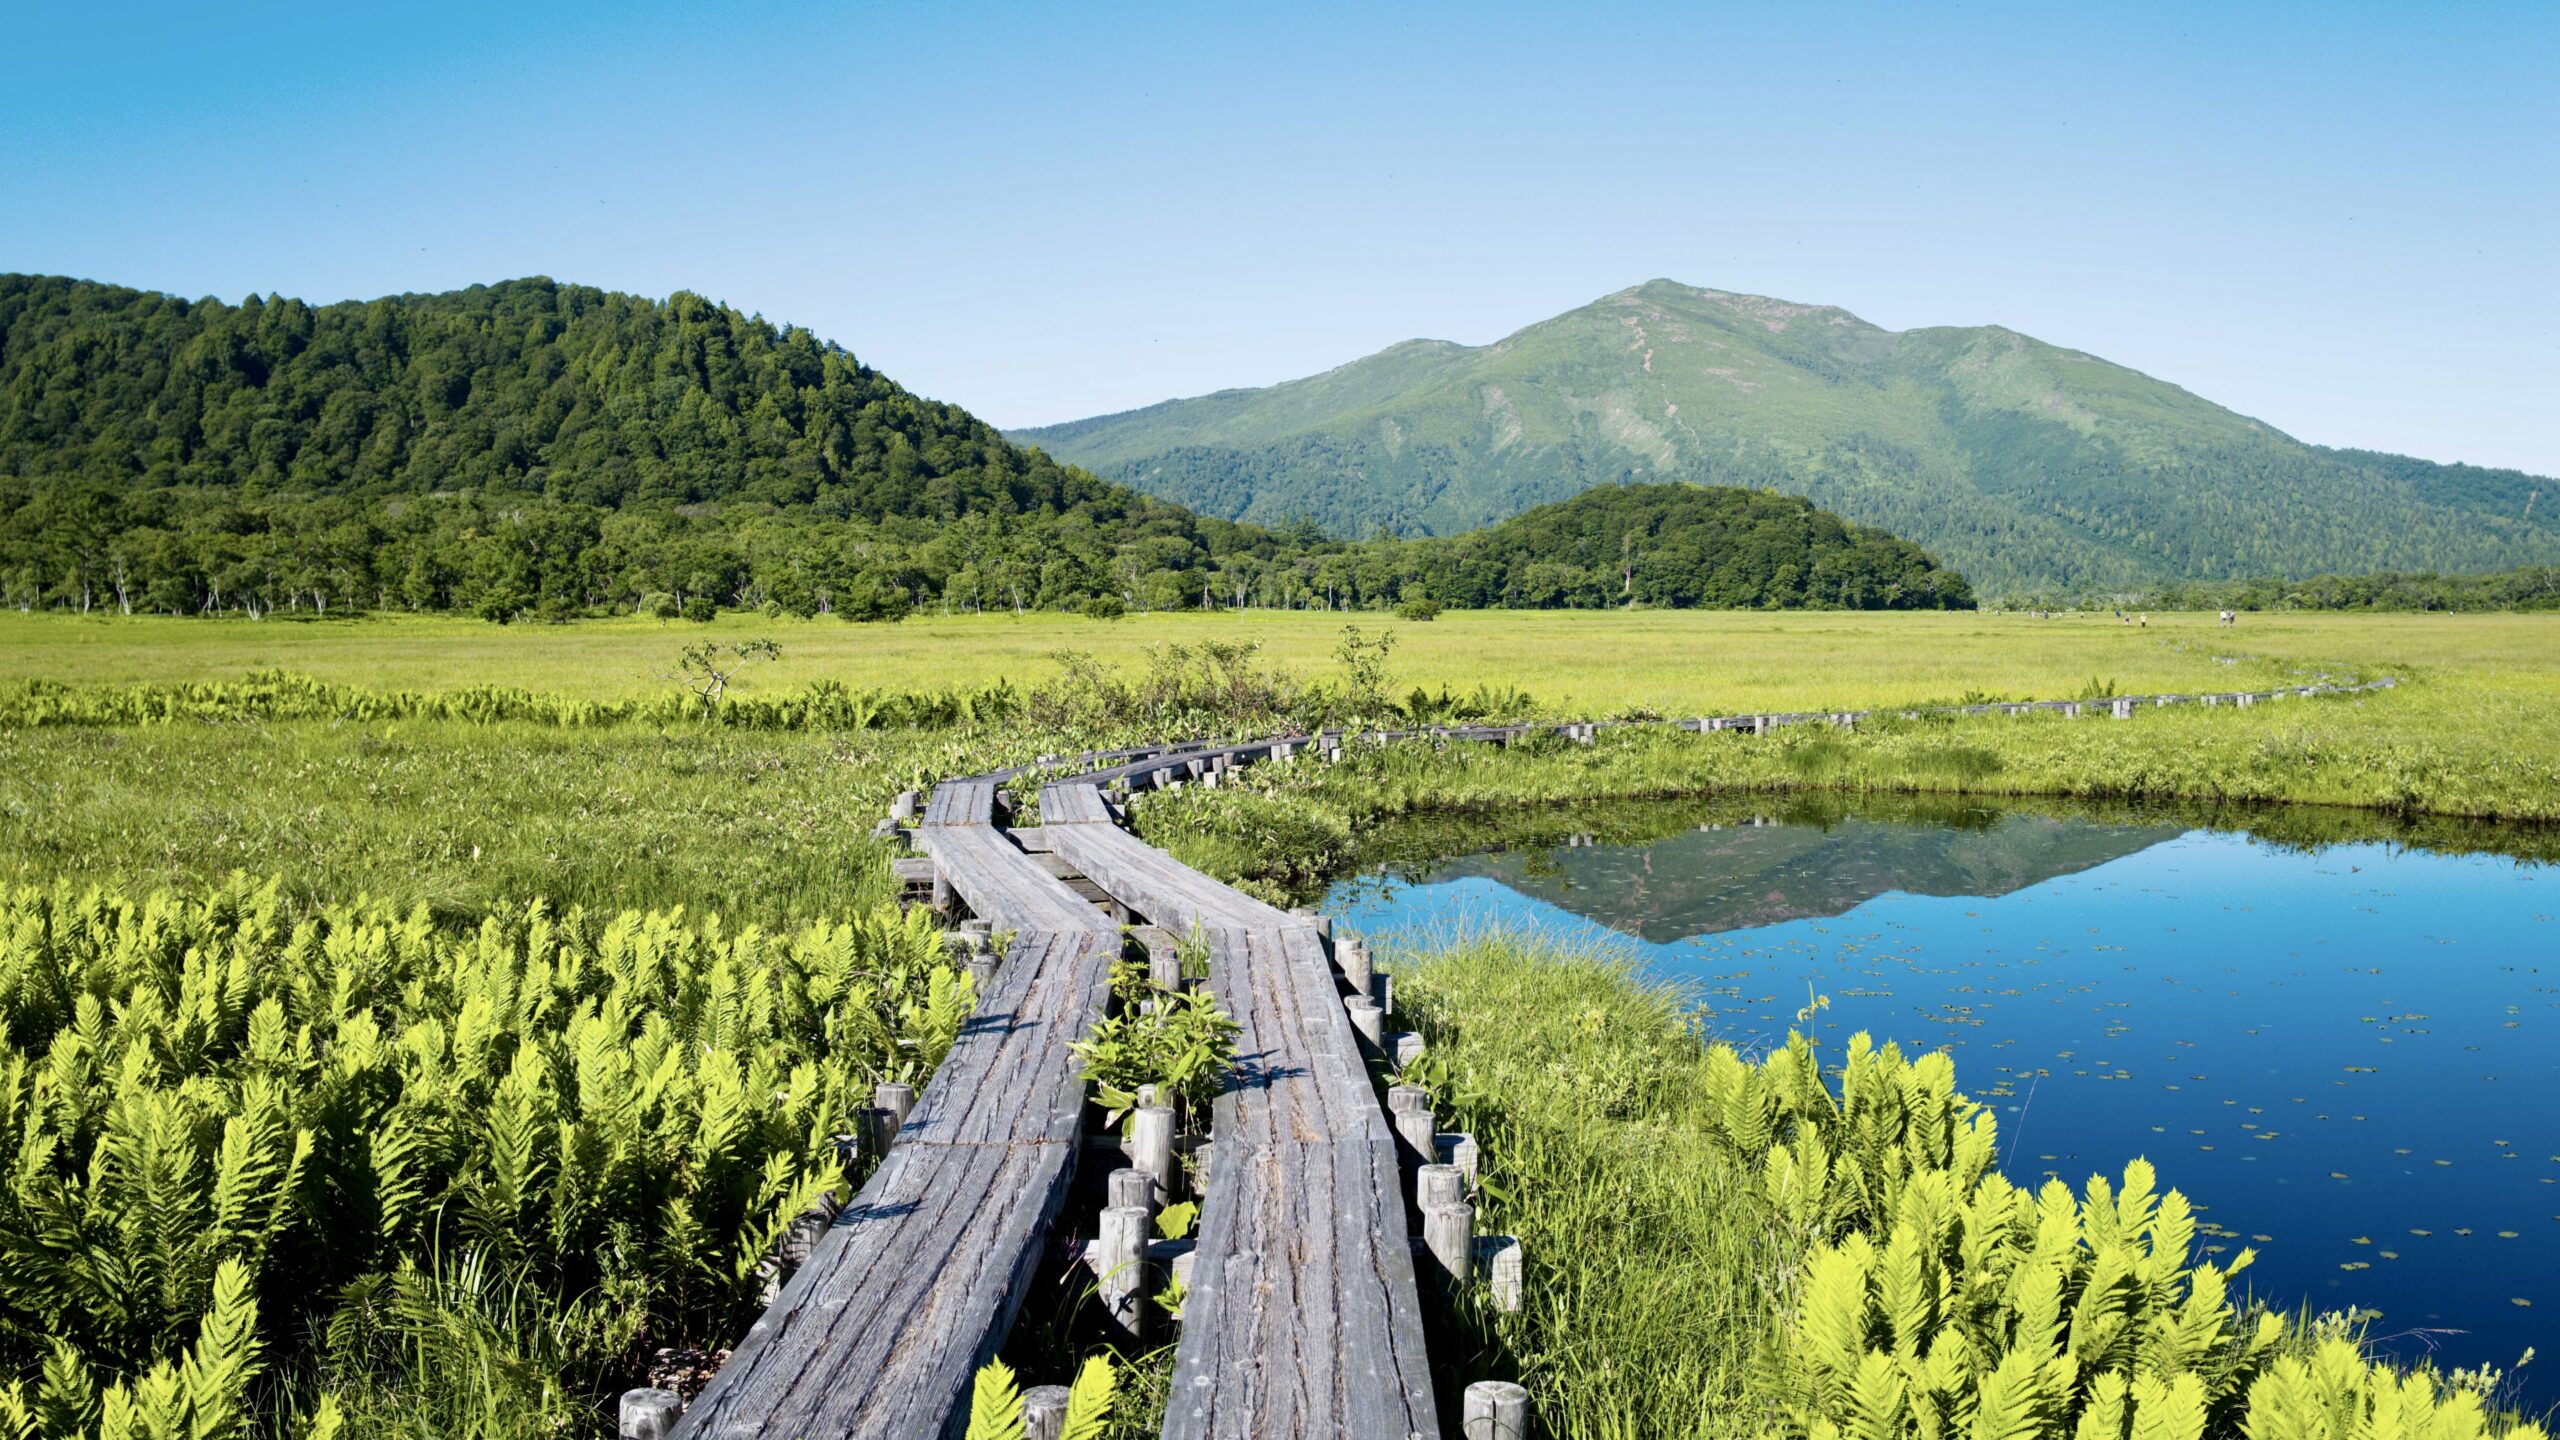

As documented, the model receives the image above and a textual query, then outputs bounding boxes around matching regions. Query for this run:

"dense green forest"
[2128,564,2560,613]
[1021,280,2560,593]
[0,275,1968,618]
[1367,483,1971,610]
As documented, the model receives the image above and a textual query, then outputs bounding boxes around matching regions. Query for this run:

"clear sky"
[6,0,2555,474]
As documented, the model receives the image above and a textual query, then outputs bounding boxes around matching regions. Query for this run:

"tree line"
[2127,566,2560,613]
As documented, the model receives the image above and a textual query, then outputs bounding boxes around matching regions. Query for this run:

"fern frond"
[1059,1354,1117,1440]
[962,1358,1026,1440]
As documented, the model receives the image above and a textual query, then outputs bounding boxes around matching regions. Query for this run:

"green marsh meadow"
[0,608,2553,1437]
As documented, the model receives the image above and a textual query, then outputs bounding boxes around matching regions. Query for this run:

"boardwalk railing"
[654,675,2396,1440]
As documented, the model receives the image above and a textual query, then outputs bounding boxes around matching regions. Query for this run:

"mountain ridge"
[1018,280,2559,592]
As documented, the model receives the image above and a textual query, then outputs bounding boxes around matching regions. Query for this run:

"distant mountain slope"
[1020,280,2560,593]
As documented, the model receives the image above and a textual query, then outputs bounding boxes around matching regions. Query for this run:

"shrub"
[837,573,911,623]
[475,585,532,625]
[680,596,719,624]
[1069,947,1238,1136]
[1395,597,1442,621]
[1080,595,1127,621]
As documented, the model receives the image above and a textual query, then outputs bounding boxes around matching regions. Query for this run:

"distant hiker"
[2218,609,2236,627]
[2140,614,2149,627]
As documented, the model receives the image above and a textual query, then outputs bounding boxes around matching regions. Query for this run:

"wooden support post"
[1130,1105,1177,1201]
[2112,697,2134,719]
[1422,1195,1474,1292]
[1097,1204,1149,1338]
[2062,701,2081,718]
[929,865,953,914]
[968,952,999,998]
[1388,1084,1436,1176]
[1338,935,1370,988]
[619,1388,684,1440]
[1417,1161,1465,1209]
[889,790,919,824]
[870,1081,916,1155]
[1752,714,1770,736]
[1023,1385,1072,1440]
[1345,995,1384,1049]
[1388,1031,1426,1070]
[1436,1131,1479,1180]
[1462,1379,1531,1440]
[1108,1165,1157,1216]
[1371,968,1393,1017]
[1476,1234,1525,1313]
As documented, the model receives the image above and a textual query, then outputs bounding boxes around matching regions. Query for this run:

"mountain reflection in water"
[1322,797,2557,1400]
[1414,811,2185,942]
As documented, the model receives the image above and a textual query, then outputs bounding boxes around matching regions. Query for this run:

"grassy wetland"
[0,607,2553,1437]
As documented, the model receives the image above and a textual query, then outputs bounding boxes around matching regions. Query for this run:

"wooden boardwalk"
[1044,777,1439,1437]
[670,776,1125,1440]
[662,674,2395,1440]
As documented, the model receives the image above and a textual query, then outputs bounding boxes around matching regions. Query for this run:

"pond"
[1320,797,2557,1395]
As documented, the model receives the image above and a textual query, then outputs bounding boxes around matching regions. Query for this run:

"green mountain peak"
[1019,281,2559,591]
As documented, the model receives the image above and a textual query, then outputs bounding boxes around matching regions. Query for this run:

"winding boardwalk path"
[669,774,1126,1440]
[667,675,2396,1440]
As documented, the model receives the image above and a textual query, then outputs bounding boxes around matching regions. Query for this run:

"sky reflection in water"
[1322,810,2557,1392]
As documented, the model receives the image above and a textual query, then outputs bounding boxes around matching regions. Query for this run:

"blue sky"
[6,0,2555,473]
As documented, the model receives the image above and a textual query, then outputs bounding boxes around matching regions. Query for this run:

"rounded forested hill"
[1407,483,1974,610]
[0,273,1128,519]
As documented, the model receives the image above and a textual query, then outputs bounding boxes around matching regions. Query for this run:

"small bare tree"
[667,638,783,711]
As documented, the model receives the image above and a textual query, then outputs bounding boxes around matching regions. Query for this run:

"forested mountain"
[0,274,1969,618]
[0,273,1268,617]
[1019,280,2560,594]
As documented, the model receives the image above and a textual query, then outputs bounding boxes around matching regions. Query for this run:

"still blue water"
[1323,809,2557,1389]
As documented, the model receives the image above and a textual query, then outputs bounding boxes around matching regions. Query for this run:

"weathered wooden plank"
[915,825,1108,935]
[1166,1133,1436,1440]
[921,777,998,827]
[678,777,1121,1440]
[674,1134,1076,1440]
[1205,925,1387,1152]
[1040,780,1114,825]
[1041,821,1290,932]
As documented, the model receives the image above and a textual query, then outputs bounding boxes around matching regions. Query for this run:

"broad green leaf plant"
[1701,1032,2548,1440]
